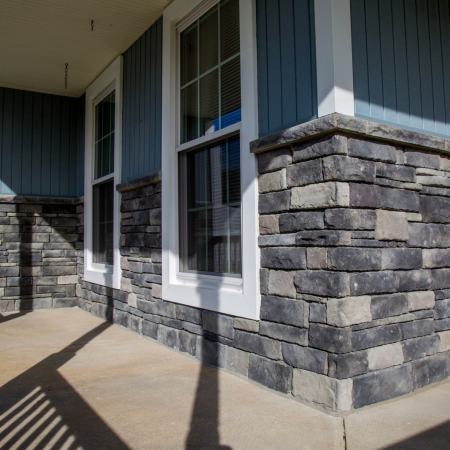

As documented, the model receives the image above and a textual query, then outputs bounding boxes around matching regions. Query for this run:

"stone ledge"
[116,171,161,193]
[0,195,82,205]
[251,113,450,155]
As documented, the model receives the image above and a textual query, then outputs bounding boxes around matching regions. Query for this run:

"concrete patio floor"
[1,308,450,450]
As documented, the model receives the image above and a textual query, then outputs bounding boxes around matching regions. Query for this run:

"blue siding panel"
[256,0,317,137]
[121,18,162,183]
[352,0,450,137]
[0,87,84,197]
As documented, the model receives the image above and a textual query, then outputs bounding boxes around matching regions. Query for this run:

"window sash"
[177,0,241,149]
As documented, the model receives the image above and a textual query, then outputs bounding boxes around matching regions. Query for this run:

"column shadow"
[0,321,129,450]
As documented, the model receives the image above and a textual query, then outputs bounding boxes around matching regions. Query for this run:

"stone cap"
[116,171,161,193]
[250,113,450,155]
[0,195,82,204]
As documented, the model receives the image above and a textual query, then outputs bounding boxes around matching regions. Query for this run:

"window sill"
[84,266,120,290]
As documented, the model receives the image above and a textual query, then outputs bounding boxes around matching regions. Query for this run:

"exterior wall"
[0,88,84,197]
[253,114,450,410]
[0,197,81,312]
[4,114,450,412]
[122,18,162,183]
[256,0,317,137]
[351,0,450,138]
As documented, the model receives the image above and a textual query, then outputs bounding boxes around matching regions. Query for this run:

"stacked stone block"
[254,115,450,410]
[0,197,80,312]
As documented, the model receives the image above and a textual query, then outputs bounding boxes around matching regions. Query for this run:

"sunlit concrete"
[0,308,343,450]
[2,308,450,450]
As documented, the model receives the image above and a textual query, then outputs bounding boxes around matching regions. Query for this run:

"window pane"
[221,56,241,128]
[179,0,240,145]
[199,7,218,74]
[221,0,240,60]
[181,24,198,85]
[180,136,241,275]
[93,180,114,265]
[181,82,199,144]
[95,91,115,179]
[200,70,219,135]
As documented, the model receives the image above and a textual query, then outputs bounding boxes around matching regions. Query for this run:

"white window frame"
[162,0,260,319]
[84,57,122,289]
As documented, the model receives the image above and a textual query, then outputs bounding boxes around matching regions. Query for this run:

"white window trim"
[161,0,260,319]
[314,0,355,117]
[84,57,123,289]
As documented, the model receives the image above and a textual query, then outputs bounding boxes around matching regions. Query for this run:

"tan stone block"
[375,210,409,241]
[368,343,404,371]
[327,296,372,327]
[291,182,350,209]
[407,291,435,311]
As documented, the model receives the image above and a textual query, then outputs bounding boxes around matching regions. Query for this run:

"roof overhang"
[0,0,172,97]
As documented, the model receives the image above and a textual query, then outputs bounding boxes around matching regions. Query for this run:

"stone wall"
[0,197,80,312]
[253,113,450,410]
[5,113,450,413]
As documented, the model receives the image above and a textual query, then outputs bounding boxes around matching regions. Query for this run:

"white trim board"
[314,0,355,117]
[161,0,260,319]
[84,56,123,290]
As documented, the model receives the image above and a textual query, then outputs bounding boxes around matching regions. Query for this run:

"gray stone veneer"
[0,197,80,312]
[4,114,450,413]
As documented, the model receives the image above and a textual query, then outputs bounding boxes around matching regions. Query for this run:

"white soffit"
[0,0,172,97]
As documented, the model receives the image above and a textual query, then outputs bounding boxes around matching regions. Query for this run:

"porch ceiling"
[0,0,172,97]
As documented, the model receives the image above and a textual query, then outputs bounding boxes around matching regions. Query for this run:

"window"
[179,0,241,277]
[162,0,259,319]
[84,58,122,289]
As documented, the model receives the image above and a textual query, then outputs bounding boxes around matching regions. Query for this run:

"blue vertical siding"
[0,87,84,197]
[256,0,317,137]
[351,0,450,137]
[122,18,162,183]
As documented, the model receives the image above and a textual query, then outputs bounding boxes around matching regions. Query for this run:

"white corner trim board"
[161,0,261,319]
[314,0,355,117]
[84,56,123,290]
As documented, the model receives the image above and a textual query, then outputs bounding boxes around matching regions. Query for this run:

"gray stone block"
[309,302,326,323]
[309,324,352,353]
[260,295,307,327]
[325,209,376,230]
[371,294,409,319]
[295,230,351,246]
[420,195,450,223]
[292,369,353,411]
[268,270,296,298]
[291,182,350,209]
[202,311,235,340]
[412,353,450,389]
[436,299,450,319]
[142,320,158,339]
[260,321,308,345]
[353,365,413,408]
[423,249,450,268]
[157,325,179,349]
[328,351,369,379]
[381,248,422,270]
[234,330,282,360]
[259,170,284,193]
[292,135,348,162]
[352,324,401,351]
[259,191,291,214]
[282,343,328,374]
[376,163,416,182]
[286,159,323,187]
[322,155,376,182]
[327,248,382,271]
[350,271,398,296]
[295,271,350,297]
[261,247,306,270]
[348,139,397,163]
[405,151,440,169]
[179,331,199,356]
[400,319,434,339]
[248,354,292,393]
[327,296,372,327]
[258,148,292,173]
[279,212,324,232]
[402,335,440,362]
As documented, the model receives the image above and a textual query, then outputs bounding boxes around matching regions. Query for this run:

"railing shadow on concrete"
[0,321,129,450]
